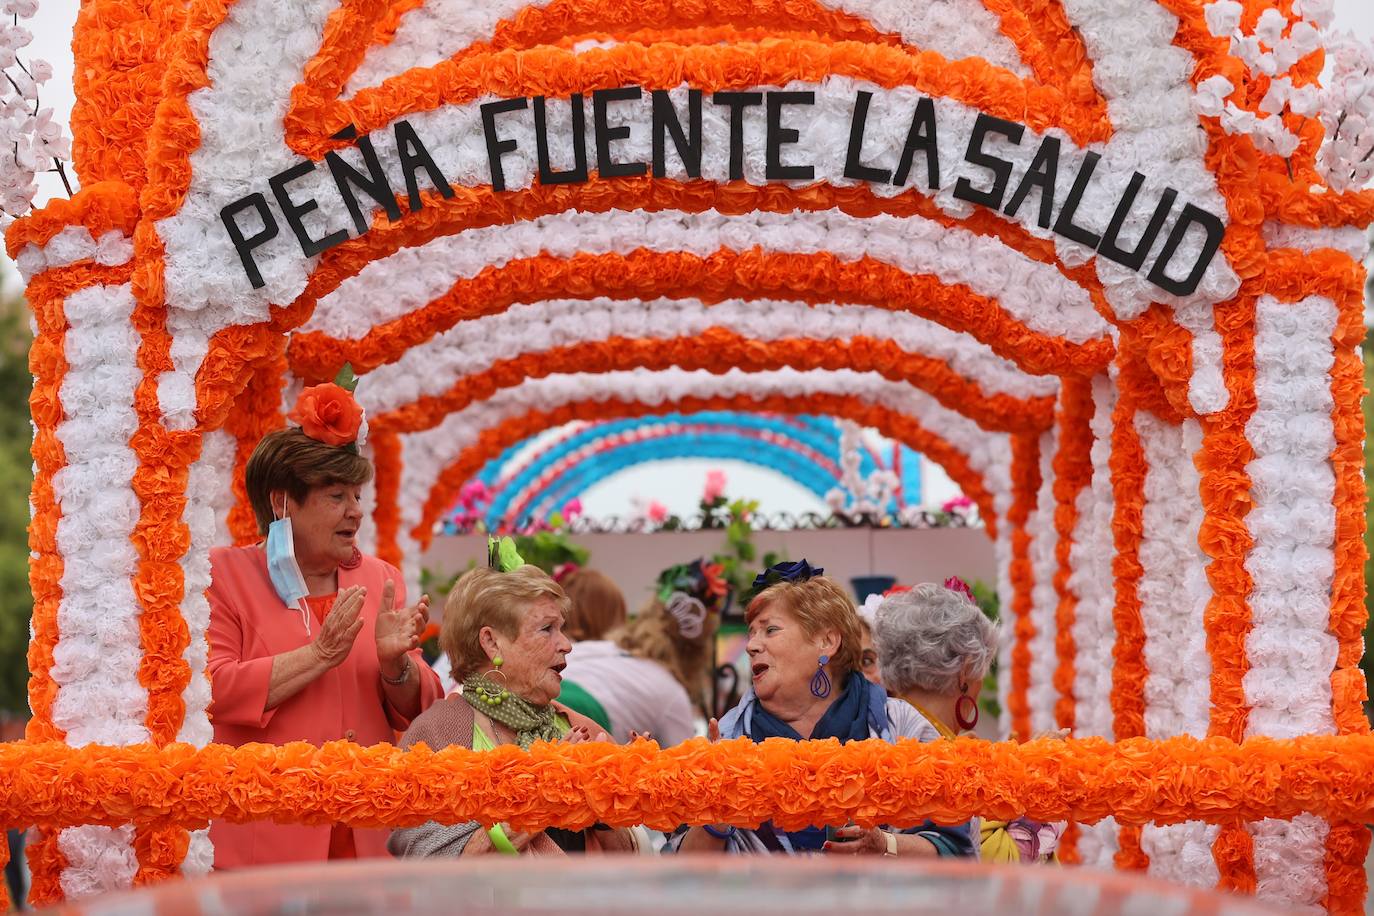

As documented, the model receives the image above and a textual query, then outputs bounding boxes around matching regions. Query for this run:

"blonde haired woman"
[389,563,636,856]
[557,559,727,745]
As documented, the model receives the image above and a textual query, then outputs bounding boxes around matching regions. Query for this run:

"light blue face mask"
[265,504,311,633]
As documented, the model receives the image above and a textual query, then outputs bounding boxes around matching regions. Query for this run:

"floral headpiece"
[487,535,524,572]
[943,576,976,603]
[656,559,729,639]
[656,559,729,610]
[751,559,824,594]
[287,364,367,454]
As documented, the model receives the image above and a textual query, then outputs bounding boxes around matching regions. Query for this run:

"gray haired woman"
[875,579,1064,864]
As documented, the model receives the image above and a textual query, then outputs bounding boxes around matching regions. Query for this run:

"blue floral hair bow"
[751,559,824,593]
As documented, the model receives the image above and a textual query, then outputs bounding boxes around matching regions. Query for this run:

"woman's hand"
[375,580,427,668]
[560,724,610,744]
[824,825,890,855]
[309,586,366,668]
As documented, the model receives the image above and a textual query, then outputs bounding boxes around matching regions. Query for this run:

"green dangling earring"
[478,656,509,706]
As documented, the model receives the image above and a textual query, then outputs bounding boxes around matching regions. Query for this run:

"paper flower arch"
[5,0,1373,910]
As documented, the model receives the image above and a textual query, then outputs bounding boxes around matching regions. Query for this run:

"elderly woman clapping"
[672,561,974,857]
[207,380,443,868]
[875,579,1063,863]
[390,559,637,857]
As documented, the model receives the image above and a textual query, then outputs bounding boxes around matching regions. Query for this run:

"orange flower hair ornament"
[287,364,366,451]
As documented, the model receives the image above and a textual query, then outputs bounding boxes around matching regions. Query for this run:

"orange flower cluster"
[1005,434,1041,743]
[2,183,140,258]
[407,392,999,556]
[288,248,1112,384]
[361,331,1053,439]
[1051,379,1094,735]
[3,734,1374,834]
[1048,379,1094,866]
[283,0,1111,159]
[225,351,289,544]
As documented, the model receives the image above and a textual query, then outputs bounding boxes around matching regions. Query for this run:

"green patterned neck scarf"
[461,673,564,750]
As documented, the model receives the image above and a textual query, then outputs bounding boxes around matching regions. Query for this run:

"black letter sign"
[1146,203,1225,297]
[954,114,1023,208]
[326,131,402,233]
[535,94,590,185]
[765,91,816,181]
[1003,135,1060,229]
[593,87,647,178]
[1099,176,1177,271]
[652,89,702,178]
[713,91,764,181]
[269,160,348,257]
[481,97,529,192]
[893,97,941,189]
[221,193,280,290]
[395,120,455,209]
[844,91,892,185]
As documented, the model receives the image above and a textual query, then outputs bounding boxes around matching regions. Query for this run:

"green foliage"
[512,528,589,575]
[967,579,1002,721]
[702,494,777,609]
[0,272,32,713]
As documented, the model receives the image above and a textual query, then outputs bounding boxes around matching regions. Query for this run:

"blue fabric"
[745,674,885,851]
[719,681,893,743]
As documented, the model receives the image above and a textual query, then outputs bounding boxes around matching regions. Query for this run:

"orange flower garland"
[284,12,1112,159]
[224,351,289,545]
[1107,392,1147,874]
[1051,378,1094,734]
[288,249,1112,383]
[68,2,188,191]
[1006,433,1041,743]
[359,331,1055,438]
[3,735,1374,832]
[370,431,405,569]
[121,0,240,891]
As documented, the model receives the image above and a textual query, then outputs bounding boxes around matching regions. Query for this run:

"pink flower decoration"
[943,576,976,603]
[647,501,669,523]
[460,480,490,508]
[563,498,583,519]
[942,494,974,513]
[703,470,727,502]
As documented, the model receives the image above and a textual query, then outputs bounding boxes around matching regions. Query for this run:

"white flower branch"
[1,0,74,225]
[1199,0,1374,191]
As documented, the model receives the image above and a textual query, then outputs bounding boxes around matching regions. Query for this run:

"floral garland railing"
[4,734,1374,835]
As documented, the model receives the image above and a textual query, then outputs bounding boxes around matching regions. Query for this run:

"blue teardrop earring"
[810,654,832,699]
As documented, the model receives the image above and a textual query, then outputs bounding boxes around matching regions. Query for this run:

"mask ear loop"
[272,494,311,635]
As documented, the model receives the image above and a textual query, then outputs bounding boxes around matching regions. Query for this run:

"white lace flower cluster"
[1314,34,1374,192]
[1196,0,1328,160]
[0,0,72,222]
[823,419,900,521]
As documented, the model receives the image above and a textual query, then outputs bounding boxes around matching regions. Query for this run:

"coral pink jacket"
[207,545,443,868]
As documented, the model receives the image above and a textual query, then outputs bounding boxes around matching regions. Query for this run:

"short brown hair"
[244,428,373,534]
[746,576,863,676]
[441,566,571,681]
[561,568,627,641]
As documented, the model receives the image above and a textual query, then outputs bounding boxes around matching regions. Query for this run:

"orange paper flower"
[288,383,365,446]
